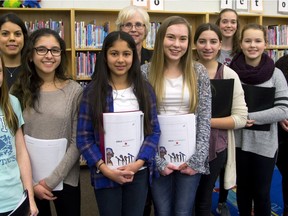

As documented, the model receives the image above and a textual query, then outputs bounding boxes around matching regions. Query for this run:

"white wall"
[39,0,283,16]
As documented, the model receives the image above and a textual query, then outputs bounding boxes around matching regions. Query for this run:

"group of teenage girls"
[0,5,287,216]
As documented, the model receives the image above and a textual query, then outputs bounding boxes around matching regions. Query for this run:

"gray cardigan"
[141,62,212,174]
[235,68,288,158]
[23,80,82,189]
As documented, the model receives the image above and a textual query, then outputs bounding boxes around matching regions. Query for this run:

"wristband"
[96,161,104,173]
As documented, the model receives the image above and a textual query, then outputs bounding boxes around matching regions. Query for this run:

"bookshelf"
[1,8,288,80]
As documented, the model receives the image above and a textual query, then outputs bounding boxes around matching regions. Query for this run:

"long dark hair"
[87,31,152,135]
[0,13,28,56]
[11,28,69,110]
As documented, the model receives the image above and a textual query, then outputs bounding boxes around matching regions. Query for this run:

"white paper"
[157,114,196,167]
[103,111,144,169]
[24,135,67,191]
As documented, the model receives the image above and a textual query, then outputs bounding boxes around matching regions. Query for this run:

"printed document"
[103,111,144,169]
[24,135,67,191]
[157,114,196,167]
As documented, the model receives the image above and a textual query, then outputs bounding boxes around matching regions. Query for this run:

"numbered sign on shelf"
[236,0,248,10]
[251,0,263,12]
[220,0,233,9]
[150,0,164,11]
[278,0,288,13]
[132,0,148,7]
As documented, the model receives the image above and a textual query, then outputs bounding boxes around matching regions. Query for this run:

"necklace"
[113,88,129,100]
[6,67,19,78]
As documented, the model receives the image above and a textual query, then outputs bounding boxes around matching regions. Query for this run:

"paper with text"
[157,114,196,167]
[24,135,67,191]
[103,111,144,169]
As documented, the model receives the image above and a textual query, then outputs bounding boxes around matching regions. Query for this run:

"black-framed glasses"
[34,47,62,57]
[121,22,145,30]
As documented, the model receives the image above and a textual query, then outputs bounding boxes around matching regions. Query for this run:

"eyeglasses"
[34,47,62,57]
[121,22,145,30]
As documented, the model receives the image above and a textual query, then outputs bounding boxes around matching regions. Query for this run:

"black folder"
[8,190,30,216]
[242,84,275,131]
[210,79,234,118]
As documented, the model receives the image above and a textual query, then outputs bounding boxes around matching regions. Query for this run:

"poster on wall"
[149,0,164,10]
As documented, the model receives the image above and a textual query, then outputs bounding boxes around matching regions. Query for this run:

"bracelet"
[96,161,105,173]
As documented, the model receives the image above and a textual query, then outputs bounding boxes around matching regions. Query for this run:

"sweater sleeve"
[45,82,82,189]
[223,66,248,129]
[186,63,211,174]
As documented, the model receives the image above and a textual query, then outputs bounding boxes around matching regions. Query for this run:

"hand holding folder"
[24,135,68,191]
[242,84,275,131]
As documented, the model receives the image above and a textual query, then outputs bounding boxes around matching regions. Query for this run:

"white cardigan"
[223,65,248,189]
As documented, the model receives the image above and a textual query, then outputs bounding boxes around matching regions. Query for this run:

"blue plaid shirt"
[77,82,160,190]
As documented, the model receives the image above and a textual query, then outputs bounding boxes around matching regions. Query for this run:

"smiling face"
[163,24,189,64]
[120,12,146,46]
[218,11,238,39]
[107,39,133,82]
[32,35,61,78]
[240,28,266,66]
[0,21,24,58]
[196,30,221,63]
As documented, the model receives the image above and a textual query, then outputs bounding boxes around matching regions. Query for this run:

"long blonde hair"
[0,54,18,135]
[148,16,198,112]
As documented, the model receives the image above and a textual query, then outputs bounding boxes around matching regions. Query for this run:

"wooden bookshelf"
[1,8,288,80]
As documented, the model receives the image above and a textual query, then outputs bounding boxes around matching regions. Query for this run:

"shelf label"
[220,0,233,9]
[236,0,248,10]
[150,0,164,10]
[251,0,263,12]
[132,0,148,7]
[279,0,288,12]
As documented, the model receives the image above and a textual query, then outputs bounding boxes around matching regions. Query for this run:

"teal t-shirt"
[0,94,25,213]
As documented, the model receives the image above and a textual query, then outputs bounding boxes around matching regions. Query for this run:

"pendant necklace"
[6,67,19,78]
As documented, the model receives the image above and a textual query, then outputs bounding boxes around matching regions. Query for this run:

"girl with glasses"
[11,28,82,216]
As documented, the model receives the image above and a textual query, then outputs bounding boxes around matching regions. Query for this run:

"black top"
[140,47,153,65]
[5,66,21,89]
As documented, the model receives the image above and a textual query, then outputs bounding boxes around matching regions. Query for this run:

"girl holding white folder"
[193,23,247,216]
[77,31,160,216]
[11,28,82,216]
[141,16,212,216]
[0,53,38,216]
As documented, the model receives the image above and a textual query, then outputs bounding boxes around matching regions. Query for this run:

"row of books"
[145,21,161,49]
[75,51,97,78]
[75,21,110,48]
[266,49,288,62]
[24,19,64,39]
[265,24,288,46]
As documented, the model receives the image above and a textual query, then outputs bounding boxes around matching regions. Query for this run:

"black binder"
[210,79,234,118]
[242,84,275,131]
[8,190,30,216]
